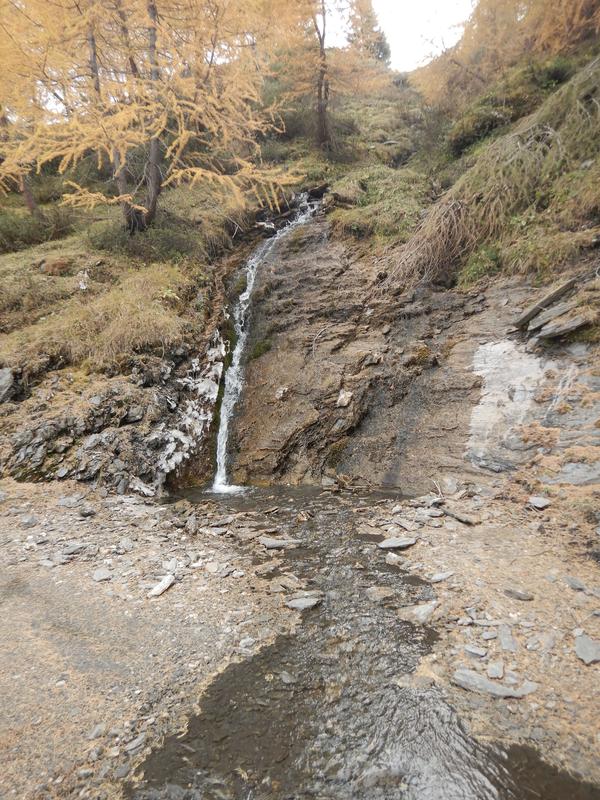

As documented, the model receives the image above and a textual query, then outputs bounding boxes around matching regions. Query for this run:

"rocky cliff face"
[2,209,598,503]
[226,212,599,497]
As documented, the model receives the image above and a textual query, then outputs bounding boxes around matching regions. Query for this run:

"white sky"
[372,0,475,71]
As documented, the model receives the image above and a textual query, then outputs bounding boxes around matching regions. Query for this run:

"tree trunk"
[144,0,162,227]
[313,1,331,151]
[20,175,44,219]
[316,66,331,149]
[114,151,145,233]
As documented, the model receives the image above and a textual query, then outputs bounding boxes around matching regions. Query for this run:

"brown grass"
[0,265,196,380]
[383,57,600,290]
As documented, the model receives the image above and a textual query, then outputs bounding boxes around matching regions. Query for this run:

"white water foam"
[212,197,317,492]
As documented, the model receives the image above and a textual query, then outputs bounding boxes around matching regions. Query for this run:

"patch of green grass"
[458,245,502,287]
[249,339,272,360]
[0,207,76,254]
[329,165,432,243]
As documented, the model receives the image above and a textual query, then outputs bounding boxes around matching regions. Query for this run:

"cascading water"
[212,195,318,493]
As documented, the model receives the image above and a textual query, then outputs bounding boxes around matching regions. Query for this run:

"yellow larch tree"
[278,0,389,149]
[0,0,295,231]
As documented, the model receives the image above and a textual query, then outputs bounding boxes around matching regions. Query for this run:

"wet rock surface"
[226,214,600,496]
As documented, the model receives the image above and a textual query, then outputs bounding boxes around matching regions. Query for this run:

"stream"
[213,195,319,494]
[129,206,600,799]
[130,488,600,800]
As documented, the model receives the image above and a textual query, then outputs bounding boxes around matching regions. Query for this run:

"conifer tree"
[348,0,391,64]
[0,0,294,231]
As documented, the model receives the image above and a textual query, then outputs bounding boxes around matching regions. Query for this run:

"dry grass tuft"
[384,57,600,290]
[0,265,197,379]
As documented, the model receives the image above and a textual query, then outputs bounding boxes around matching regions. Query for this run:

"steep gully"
[127,206,600,797]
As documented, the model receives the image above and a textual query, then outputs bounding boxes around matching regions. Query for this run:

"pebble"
[366,586,395,602]
[147,574,175,598]
[79,506,96,518]
[430,571,454,583]
[286,595,321,611]
[63,542,85,555]
[575,634,600,665]
[465,645,487,658]
[397,601,437,624]
[385,553,404,566]
[87,723,106,740]
[564,575,586,592]
[452,669,537,698]
[92,568,112,582]
[378,537,417,550]
[504,588,534,602]
[482,630,497,640]
[336,389,353,408]
[498,625,518,652]
[528,496,550,510]
[21,514,38,529]
[487,661,504,679]
[258,536,301,549]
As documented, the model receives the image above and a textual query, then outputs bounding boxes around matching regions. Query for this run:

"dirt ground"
[0,479,294,799]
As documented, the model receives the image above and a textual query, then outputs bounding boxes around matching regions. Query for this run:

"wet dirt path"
[128,488,600,800]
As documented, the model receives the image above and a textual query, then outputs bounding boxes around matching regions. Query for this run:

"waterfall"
[212,195,317,493]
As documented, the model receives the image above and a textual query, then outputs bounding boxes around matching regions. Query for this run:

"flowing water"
[212,197,319,493]
[129,212,600,798]
[130,488,600,800]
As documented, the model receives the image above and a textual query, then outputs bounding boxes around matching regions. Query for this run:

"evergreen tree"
[348,0,391,64]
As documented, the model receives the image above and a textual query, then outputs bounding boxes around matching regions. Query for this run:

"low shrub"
[458,245,502,287]
[88,216,203,263]
[0,207,75,254]
[447,106,511,156]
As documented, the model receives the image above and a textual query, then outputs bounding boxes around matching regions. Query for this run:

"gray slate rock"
[465,645,487,658]
[286,595,322,611]
[527,300,579,332]
[575,634,600,665]
[259,536,301,549]
[92,568,112,582]
[0,368,14,403]
[539,313,591,341]
[487,661,504,679]
[397,601,437,624]
[514,278,577,328]
[378,537,417,550]
[504,587,534,601]
[528,496,550,510]
[147,574,175,598]
[453,669,538,698]
[565,575,586,592]
[63,542,85,555]
[430,571,454,583]
[125,732,146,752]
[498,624,518,652]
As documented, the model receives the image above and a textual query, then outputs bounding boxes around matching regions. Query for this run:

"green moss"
[458,245,502,287]
[329,165,432,244]
[249,338,272,360]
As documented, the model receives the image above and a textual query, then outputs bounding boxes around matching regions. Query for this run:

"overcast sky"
[371,0,475,71]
